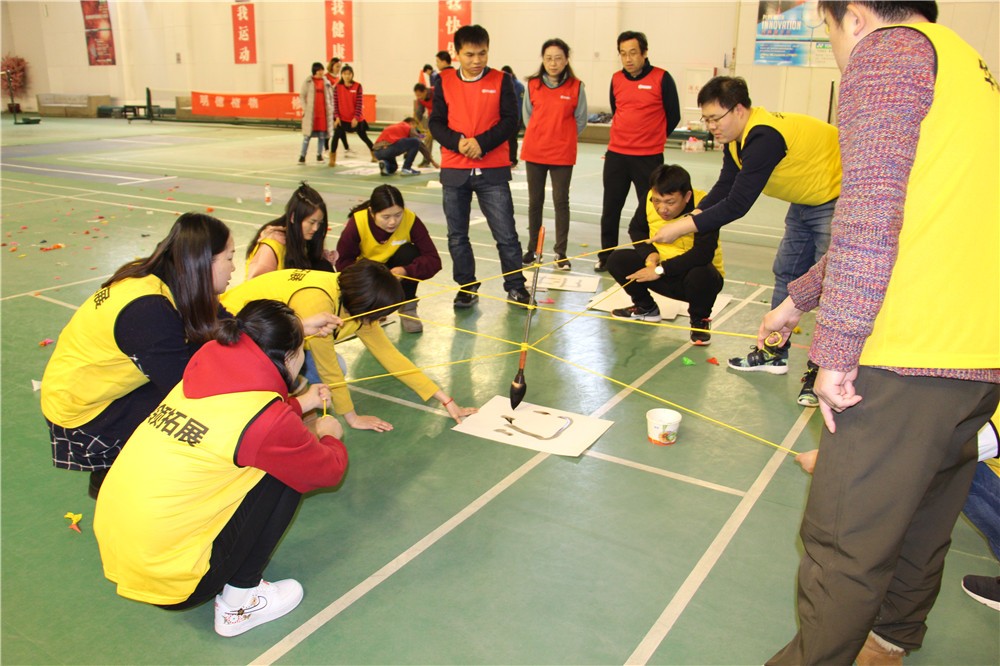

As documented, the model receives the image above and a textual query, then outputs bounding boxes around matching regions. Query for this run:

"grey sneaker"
[728,346,789,375]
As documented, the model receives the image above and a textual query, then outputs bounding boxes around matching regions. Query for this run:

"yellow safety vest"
[355,208,416,264]
[730,107,841,206]
[646,190,725,277]
[859,23,999,369]
[41,274,178,427]
[94,383,276,604]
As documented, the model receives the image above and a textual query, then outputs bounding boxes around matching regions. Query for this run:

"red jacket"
[183,334,348,493]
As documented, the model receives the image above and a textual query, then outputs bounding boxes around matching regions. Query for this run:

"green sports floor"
[2,118,997,665]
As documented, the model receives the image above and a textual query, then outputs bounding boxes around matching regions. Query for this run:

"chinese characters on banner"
[754,1,834,67]
[80,0,116,66]
[231,3,257,65]
[438,0,471,57]
[325,0,353,63]
[191,91,303,120]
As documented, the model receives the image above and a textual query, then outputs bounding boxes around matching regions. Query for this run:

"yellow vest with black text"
[41,274,178,428]
[860,23,999,369]
[220,269,360,341]
[245,238,287,273]
[94,383,277,604]
[355,209,416,264]
[647,190,725,277]
[730,107,841,206]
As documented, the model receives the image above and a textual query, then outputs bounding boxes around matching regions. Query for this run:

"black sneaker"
[611,305,661,322]
[555,255,571,271]
[507,287,534,306]
[297,155,306,164]
[797,361,819,407]
[594,258,608,273]
[690,317,711,346]
[453,283,480,309]
[522,251,536,266]
[316,154,324,162]
[728,345,789,374]
[962,575,1000,610]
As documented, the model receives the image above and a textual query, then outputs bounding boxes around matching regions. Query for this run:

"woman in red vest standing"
[520,39,588,270]
[330,65,375,165]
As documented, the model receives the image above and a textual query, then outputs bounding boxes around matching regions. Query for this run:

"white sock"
[220,581,259,608]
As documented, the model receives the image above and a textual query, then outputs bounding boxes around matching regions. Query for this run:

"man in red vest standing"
[596,31,680,273]
[429,24,530,308]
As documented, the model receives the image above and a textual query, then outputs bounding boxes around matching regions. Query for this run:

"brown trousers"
[768,368,999,664]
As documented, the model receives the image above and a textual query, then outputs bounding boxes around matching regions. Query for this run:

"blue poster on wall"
[754,1,832,67]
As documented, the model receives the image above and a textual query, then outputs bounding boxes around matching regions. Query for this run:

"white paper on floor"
[453,395,613,457]
[586,287,733,320]
[528,272,602,293]
[338,167,381,176]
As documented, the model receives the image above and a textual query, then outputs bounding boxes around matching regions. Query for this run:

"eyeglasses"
[700,107,733,127]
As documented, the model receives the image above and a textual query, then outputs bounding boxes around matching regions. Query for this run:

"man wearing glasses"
[652,76,841,407]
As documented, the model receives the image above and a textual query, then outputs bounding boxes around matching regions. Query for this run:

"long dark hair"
[339,64,355,85]
[246,182,330,271]
[105,212,229,346]
[347,184,405,219]
[216,299,304,392]
[529,38,576,82]
[338,259,404,323]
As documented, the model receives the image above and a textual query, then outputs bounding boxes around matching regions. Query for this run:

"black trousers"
[599,151,663,262]
[385,242,421,301]
[332,120,374,152]
[606,247,723,320]
[159,474,302,610]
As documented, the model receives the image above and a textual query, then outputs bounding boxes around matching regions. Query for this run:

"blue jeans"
[964,461,1000,560]
[300,131,327,158]
[442,175,526,291]
[374,138,421,173]
[771,198,835,308]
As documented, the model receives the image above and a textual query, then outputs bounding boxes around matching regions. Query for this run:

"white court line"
[249,286,772,665]
[625,408,816,665]
[32,294,81,310]
[0,162,145,182]
[1,275,109,302]
[348,385,448,418]
[117,176,178,186]
[249,451,552,666]
[585,450,745,497]
[101,138,177,145]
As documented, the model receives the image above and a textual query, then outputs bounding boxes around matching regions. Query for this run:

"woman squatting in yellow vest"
[245,182,337,279]
[335,184,443,334]
[93,299,348,637]
[41,213,237,499]
[221,261,475,433]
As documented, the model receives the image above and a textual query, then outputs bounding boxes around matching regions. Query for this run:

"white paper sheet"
[586,287,733,321]
[453,395,613,457]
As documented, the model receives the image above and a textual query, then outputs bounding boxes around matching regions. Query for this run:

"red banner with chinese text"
[191,91,303,120]
[325,0,354,63]
[80,0,116,66]
[231,3,257,65]
[438,0,471,57]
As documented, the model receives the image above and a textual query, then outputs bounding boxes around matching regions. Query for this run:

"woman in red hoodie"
[94,299,348,637]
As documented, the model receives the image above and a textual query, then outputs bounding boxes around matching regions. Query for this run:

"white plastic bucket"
[646,408,682,446]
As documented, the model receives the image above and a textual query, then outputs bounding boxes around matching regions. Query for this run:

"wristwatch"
[653,265,664,275]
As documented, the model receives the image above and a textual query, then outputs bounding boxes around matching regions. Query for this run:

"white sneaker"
[214,579,304,637]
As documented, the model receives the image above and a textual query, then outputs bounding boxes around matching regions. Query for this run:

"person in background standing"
[331,65,375,165]
[520,38,587,270]
[501,66,525,167]
[298,62,333,165]
[595,31,680,273]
